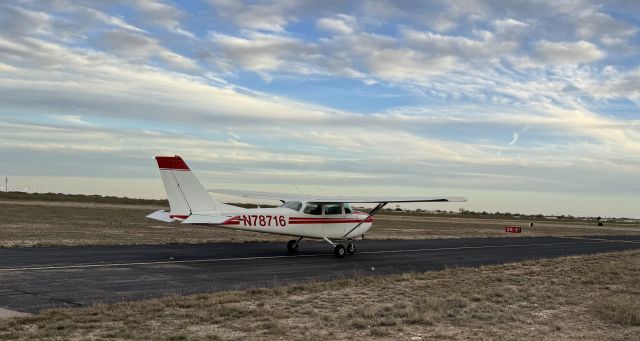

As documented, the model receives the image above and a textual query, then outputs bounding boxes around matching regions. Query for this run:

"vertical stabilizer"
[155,156,217,217]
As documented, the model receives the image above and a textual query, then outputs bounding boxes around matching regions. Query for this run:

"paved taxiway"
[1,235,639,313]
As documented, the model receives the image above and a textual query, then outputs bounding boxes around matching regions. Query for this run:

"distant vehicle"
[147,156,467,258]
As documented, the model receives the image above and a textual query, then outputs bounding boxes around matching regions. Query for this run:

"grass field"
[1,200,639,247]
[1,249,638,340]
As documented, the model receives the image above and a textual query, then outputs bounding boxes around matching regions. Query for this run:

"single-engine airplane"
[147,156,467,258]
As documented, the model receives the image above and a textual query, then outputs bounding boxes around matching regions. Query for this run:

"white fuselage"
[201,206,373,239]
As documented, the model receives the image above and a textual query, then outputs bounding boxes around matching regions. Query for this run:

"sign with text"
[505,226,522,233]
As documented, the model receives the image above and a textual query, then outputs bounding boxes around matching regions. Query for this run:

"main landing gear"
[286,237,357,258]
[324,237,356,258]
[286,238,302,254]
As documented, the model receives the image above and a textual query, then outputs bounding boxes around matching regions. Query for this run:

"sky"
[0,0,639,218]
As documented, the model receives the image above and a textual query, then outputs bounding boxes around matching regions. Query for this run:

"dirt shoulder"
[0,309,30,321]
[373,214,640,239]
[1,250,638,340]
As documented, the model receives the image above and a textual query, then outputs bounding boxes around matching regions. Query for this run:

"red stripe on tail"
[156,155,190,170]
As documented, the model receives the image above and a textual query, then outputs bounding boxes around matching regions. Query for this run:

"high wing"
[207,189,467,203]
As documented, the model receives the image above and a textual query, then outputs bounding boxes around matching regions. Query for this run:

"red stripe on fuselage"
[215,216,373,226]
[222,216,241,225]
[288,217,373,224]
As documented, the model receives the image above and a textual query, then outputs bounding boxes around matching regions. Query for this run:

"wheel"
[334,244,346,258]
[287,240,299,254]
[347,242,356,254]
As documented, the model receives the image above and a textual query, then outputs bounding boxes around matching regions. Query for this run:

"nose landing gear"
[346,242,356,255]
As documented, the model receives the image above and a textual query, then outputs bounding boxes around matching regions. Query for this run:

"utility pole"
[4,177,7,192]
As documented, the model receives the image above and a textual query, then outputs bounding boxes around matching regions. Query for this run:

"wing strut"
[343,202,388,238]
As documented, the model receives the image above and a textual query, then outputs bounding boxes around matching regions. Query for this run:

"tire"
[334,244,346,258]
[347,242,356,254]
[287,240,299,254]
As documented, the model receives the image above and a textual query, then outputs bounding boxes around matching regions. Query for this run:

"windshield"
[303,203,322,215]
[280,201,302,211]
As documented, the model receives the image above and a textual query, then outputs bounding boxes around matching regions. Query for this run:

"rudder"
[155,155,216,218]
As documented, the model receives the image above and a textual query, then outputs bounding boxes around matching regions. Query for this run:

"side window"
[344,203,352,214]
[324,204,342,215]
[303,203,322,215]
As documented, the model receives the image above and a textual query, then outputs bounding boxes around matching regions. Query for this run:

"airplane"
[147,155,467,258]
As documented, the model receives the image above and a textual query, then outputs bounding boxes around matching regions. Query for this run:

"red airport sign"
[505,226,522,233]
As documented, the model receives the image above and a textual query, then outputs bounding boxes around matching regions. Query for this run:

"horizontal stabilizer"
[146,210,174,222]
[181,214,237,224]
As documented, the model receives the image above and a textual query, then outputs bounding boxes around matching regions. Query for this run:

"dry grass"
[1,250,639,340]
[598,294,640,326]
[1,200,639,247]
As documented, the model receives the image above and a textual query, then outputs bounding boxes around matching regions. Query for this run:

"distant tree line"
[0,191,276,209]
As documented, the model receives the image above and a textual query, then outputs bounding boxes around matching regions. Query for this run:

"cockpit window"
[303,203,322,215]
[281,201,302,211]
[324,204,342,215]
[344,203,352,214]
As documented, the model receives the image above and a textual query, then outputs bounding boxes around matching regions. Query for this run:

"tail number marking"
[242,215,287,227]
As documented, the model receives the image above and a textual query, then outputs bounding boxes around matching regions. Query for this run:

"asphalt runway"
[1,235,639,313]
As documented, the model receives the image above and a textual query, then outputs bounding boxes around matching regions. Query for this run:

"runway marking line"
[1,238,638,272]
[564,236,640,243]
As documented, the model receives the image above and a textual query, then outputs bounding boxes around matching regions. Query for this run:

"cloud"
[77,6,146,33]
[51,115,94,126]
[0,5,52,35]
[534,40,605,65]
[592,67,640,100]
[207,0,297,32]
[210,32,318,73]
[402,29,517,59]
[133,0,195,38]
[366,48,457,82]
[570,7,638,42]
[509,132,519,146]
[1,35,637,169]
[316,14,356,35]
[98,29,198,69]
[508,126,529,146]
[492,18,528,31]
[0,62,19,72]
